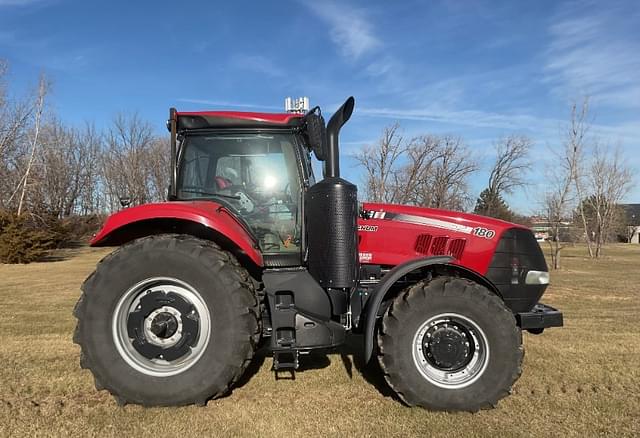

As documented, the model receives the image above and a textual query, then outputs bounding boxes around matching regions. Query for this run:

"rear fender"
[91,202,263,268]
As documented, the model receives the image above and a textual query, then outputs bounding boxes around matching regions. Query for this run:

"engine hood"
[362,202,526,232]
[357,202,529,274]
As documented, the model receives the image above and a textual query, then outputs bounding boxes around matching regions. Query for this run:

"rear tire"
[73,234,260,406]
[377,277,523,412]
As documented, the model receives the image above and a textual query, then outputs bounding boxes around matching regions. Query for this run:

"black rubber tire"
[73,234,260,406]
[377,277,523,412]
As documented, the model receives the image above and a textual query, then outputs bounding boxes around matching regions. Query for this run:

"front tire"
[73,234,260,406]
[377,277,523,411]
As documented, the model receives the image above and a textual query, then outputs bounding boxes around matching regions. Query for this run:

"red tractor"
[73,97,562,411]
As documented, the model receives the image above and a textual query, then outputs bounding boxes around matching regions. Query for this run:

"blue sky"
[1,0,639,213]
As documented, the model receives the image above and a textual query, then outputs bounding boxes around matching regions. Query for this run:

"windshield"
[177,133,302,254]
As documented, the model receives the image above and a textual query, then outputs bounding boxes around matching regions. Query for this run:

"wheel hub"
[112,277,211,377]
[126,290,200,361]
[150,312,179,339]
[423,324,472,371]
[143,306,184,348]
[412,313,489,389]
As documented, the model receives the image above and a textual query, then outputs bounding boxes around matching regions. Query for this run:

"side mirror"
[302,109,327,161]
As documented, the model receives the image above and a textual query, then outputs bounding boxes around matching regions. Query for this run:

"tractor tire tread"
[72,234,260,407]
[377,276,523,412]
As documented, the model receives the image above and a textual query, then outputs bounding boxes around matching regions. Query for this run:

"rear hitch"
[516,303,563,332]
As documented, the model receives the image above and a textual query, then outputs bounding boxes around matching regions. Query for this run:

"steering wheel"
[178,185,254,213]
[218,185,258,213]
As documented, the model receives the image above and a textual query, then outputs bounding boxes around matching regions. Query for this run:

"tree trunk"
[17,75,47,216]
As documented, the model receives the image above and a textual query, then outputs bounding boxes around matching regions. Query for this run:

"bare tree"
[354,123,405,203]
[414,136,478,211]
[355,125,477,211]
[1,60,172,218]
[0,61,34,210]
[567,97,594,257]
[17,74,49,216]
[77,124,103,214]
[585,145,634,257]
[474,135,531,219]
[394,135,442,205]
[542,169,573,270]
[147,137,170,201]
[542,131,582,270]
[34,120,103,217]
[101,113,168,210]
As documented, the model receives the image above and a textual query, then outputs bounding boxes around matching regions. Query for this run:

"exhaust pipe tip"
[325,96,355,179]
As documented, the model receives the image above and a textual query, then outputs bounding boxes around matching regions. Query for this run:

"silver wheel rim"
[412,313,489,389]
[112,277,211,377]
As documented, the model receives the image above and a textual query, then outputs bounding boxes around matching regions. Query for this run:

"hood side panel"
[357,202,527,275]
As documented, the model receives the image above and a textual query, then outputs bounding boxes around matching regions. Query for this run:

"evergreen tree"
[474,188,514,221]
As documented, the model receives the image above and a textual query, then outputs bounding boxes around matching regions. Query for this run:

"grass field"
[1,244,639,437]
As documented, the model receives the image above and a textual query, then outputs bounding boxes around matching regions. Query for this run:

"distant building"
[621,204,640,244]
[530,216,572,242]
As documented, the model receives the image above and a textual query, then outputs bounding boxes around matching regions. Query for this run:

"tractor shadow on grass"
[233,334,401,403]
[339,334,401,401]
[233,341,332,389]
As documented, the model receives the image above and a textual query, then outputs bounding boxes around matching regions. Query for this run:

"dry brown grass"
[1,244,639,437]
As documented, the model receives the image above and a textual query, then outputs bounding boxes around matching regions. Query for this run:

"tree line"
[1,61,169,262]
[355,98,635,268]
[1,62,169,219]
[0,59,636,265]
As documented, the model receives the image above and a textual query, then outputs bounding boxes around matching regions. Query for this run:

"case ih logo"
[359,252,373,262]
[358,225,379,232]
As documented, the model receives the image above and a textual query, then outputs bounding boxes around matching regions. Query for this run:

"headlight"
[525,270,550,285]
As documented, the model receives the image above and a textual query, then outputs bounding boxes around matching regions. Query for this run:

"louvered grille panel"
[431,236,449,255]
[447,238,466,260]
[414,234,433,254]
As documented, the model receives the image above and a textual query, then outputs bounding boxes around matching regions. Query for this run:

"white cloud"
[306,1,380,59]
[365,57,394,77]
[229,54,285,78]
[358,106,560,131]
[358,105,640,150]
[544,5,640,108]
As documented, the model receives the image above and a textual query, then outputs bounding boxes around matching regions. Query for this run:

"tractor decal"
[389,212,474,235]
[366,210,497,239]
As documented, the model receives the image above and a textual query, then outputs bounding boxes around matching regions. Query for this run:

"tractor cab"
[175,130,306,255]
[168,99,356,273]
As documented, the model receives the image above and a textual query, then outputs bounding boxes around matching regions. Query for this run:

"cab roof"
[175,110,304,131]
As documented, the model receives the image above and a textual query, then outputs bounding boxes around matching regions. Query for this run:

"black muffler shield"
[306,177,358,288]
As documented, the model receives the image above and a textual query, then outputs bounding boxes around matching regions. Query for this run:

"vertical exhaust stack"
[307,97,359,302]
[324,97,355,178]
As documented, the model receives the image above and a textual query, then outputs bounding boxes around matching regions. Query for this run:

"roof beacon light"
[284,97,309,114]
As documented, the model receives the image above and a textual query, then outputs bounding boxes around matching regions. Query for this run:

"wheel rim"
[112,277,211,377]
[412,313,489,389]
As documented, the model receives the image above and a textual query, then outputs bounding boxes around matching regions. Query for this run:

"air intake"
[414,234,433,254]
[431,236,448,255]
[447,238,467,260]
[414,234,466,260]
